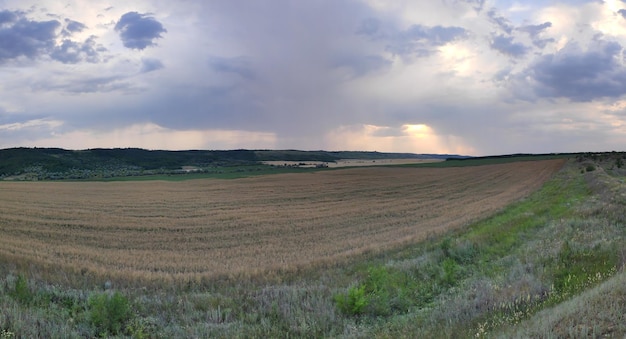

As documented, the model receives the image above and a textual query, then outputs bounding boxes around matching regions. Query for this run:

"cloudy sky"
[1,0,626,155]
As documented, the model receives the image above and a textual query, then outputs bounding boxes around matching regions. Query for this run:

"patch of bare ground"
[0,159,565,285]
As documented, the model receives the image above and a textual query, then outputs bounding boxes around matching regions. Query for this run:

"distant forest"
[0,147,465,180]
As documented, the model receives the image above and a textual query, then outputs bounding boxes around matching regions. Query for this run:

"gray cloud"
[524,40,626,101]
[490,35,529,57]
[443,0,486,13]
[356,17,380,36]
[519,22,551,36]
[356,16,467,58]
[62,18,86,36]
[465,0,486,12]
[487,9,513,34]
[50,36,105,64]
[530,37,555,49]
[518,22,554,48]
[0,10,18,24]
[5,0,626,155]
[114,12,167,50]
[386,24,467,57]
[209,56,255,79]
[140,58,164,73]
[0,10,60,61]
[34,74,136,94]
[619,9,626,19]
[332,54,391,77]
[0,10,105,64]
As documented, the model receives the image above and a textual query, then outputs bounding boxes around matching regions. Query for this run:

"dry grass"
[496,269,626,338]
[0,160,564,285]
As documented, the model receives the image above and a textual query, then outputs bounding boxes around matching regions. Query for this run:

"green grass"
[1,156,625,337]
[404,154,571,168]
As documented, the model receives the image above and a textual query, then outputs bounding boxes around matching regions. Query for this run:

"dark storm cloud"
[154,0,384,137]
[114,12,167,50]
[490,35,529,57]
[524,40,626,101]
[0,10,60,61]
[386,24,468,57]
[209,56,255,79]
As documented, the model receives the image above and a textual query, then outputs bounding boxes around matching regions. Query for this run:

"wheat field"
[0,160,565,284]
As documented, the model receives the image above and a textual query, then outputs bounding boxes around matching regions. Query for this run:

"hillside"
[0,147,466,180]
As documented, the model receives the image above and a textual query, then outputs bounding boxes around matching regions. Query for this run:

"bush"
[335,266,415,317]
[334,284,367,315]
[442,258,460,286]
[10,275,32,305]
[585,164,596,172]
[88,292,132,336]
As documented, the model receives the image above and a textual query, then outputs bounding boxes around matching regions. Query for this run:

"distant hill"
[0,147,470,180]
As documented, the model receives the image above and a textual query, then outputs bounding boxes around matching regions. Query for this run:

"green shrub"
[336,266,418,317]
[585,164,596,172]
[442,258,459,286]
[88,291,132,336]
[10,275,32,305]
[334,284,367,315]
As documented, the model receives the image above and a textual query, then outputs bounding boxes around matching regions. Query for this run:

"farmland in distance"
[0,159,565,286]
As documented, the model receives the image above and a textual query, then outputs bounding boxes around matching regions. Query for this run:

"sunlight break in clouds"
[324,124,475,155]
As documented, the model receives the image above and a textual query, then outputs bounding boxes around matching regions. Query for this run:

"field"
[2,155,626,338]
[262,158,443,167]
[0,160,563,286]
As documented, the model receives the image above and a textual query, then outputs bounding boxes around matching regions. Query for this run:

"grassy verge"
[0,157,624,337]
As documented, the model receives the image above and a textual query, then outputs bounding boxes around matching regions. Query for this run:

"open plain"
[0,159,565,285]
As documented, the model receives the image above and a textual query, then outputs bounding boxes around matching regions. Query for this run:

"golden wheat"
[0,160,565,284]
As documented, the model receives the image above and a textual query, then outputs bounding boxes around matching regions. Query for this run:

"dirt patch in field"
[0,159,565,284]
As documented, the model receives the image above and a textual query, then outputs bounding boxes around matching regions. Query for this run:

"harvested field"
[0,159,565,284]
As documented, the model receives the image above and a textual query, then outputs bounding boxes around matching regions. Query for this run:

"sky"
[1,1,626,155]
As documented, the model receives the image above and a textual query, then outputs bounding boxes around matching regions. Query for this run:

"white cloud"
[0,118,63,132]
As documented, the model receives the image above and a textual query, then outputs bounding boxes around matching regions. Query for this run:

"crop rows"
[0,160,565,284]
